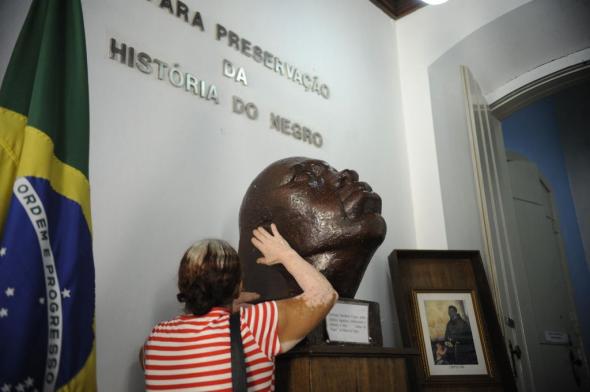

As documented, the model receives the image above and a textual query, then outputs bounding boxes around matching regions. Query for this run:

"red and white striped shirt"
[144,301,281,391]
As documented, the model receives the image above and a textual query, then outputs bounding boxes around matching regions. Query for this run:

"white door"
[506,153,586,391]
[461,66,589,391]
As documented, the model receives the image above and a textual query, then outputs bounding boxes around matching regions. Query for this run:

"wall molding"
[488,50,590,119]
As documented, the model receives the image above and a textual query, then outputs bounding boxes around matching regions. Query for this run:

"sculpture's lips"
[340,182,382,219]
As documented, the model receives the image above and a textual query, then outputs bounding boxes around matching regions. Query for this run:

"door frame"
[461,63,590,390]
[489,60,590,120]
[461,66,535,391]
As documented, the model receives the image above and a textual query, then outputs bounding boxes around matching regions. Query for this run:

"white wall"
[0,1,415,390]
[395,0,531,248]
[397,0,590,252]
[0,3,29,76]
[427,0,590,253]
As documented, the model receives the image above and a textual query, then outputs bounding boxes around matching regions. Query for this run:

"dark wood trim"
[369,0,426,20]
[395,0,427,18]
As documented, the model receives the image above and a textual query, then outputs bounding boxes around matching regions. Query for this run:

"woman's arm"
[251,224,338,352]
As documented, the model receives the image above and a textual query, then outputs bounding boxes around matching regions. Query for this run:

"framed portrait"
[389,250,516,390]
[413,290,490,377]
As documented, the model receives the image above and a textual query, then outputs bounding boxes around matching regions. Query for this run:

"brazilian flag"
[0,1,96,391]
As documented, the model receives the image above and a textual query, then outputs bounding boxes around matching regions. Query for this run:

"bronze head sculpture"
[238,157,386,300]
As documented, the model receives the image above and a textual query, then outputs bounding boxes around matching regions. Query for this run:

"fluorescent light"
[423,0,449,5]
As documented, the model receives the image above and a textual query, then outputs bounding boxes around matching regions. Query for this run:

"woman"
[142,223,338,391]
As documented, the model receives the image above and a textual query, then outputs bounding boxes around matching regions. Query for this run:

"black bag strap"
[230,311,248,392]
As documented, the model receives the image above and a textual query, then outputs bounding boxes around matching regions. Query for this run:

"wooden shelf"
[276,345,419,391]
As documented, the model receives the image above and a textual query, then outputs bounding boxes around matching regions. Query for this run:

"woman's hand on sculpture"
[252,223,338,353]
[251,223,293,266]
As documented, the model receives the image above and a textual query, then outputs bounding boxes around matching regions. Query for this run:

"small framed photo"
[413,290,490,377]
[389,250,516,389]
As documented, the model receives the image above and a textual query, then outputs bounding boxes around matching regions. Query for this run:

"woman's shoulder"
[148,314,195,331]
[150,309,232,333]
[240,300,278,324]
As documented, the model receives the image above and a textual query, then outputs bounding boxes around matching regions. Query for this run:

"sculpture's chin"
[348,212,387,247]
[363,212,387,237]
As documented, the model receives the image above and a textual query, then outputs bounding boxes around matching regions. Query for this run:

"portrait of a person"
[439,305,477,365]
[238,157,387,300]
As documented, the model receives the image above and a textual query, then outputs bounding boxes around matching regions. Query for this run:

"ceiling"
[370,0,426,19]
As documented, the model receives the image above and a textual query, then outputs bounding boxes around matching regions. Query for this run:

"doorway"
[461,67,590,391]
[501,85,590,365]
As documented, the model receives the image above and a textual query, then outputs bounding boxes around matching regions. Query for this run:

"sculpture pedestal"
[276,345,420,392]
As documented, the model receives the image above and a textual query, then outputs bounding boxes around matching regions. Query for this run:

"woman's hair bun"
[177,239,241,315]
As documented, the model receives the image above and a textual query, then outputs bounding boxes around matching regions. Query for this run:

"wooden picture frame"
[413,290,491,377]
[389,250,516,391]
